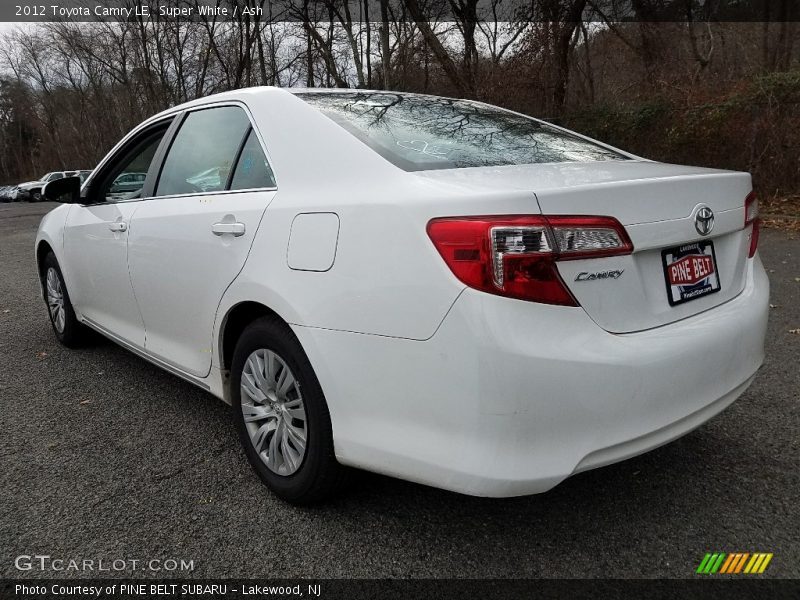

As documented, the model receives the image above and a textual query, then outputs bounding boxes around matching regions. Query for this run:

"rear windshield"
[296,91,626,171]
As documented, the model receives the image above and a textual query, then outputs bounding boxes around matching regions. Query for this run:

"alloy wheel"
[46,267,66,333]
[240,348,307,476]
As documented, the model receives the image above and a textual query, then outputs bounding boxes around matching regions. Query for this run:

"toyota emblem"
[694,206,715,236]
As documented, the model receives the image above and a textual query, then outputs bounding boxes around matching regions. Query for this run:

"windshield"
[296,92,626,171]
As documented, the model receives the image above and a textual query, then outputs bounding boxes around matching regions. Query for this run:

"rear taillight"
[745,192,759,258]
[427,215,633,306]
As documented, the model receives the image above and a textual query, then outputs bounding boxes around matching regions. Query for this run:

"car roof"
[92,86,451,194]
[143,86,291,124]
[141,86,465,128]
[286,88,460,102]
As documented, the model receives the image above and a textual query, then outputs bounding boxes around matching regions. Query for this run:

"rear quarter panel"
[216,182,470,343]
[215,90,544,348]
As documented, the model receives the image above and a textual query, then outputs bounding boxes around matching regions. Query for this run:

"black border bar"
[3,0,800,24]
[3,579,800,600]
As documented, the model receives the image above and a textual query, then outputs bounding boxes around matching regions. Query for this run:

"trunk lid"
[417,161,753,333]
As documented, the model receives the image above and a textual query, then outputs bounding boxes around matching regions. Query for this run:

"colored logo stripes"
[696,552,773,574]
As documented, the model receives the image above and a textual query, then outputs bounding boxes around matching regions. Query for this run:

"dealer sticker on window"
[661,241,721,306]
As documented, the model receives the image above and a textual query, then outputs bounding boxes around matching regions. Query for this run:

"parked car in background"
[108,172,147,197]
[35,88,768,504]
[8,186,22,202]
[15,171,69,202]
[14,171,94,202]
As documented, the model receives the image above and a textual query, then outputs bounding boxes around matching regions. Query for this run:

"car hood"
[17,180,44,189]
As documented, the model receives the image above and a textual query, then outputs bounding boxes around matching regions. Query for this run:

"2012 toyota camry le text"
[35,88,769,503]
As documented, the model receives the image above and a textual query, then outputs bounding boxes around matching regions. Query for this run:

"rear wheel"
[42,253,89,347]
[231,316,346,504]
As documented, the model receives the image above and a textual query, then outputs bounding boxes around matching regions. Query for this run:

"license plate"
[661,241,721,306]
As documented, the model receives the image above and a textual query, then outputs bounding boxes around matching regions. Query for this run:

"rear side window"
[297,92,626,171]
[230,130,276,190]
[156,106,250,197]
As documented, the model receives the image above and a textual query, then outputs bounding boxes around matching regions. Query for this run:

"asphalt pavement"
[1,201,798,579]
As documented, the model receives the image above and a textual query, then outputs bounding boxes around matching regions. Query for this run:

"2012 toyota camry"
[36,88,769,503]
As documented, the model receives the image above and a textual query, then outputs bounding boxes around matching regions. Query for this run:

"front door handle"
[211,222,245,237]
[109,221,127,232]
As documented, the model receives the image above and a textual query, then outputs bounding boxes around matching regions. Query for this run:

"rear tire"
[42,252,89,348]
[231,316,346,504]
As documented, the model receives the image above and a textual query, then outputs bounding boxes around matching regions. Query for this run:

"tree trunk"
[403,0,474,97]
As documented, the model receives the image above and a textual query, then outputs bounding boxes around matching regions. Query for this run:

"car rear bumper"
[293,255,769,497]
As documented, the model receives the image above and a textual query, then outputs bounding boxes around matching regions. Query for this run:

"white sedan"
[36,88,769,503]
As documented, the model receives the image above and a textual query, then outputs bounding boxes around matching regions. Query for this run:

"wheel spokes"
[265,351,278,385]
[248,353,268,390]
[242,403,276,423]
[266,422,281,470]
[276,365,296,398]
[241,372,267,403]
[251,421,274,454]
[280,429,298,473]
[283,398,306,420]
[285,421,307,452]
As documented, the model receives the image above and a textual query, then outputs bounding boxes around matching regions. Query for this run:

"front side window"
[97,126,169,202]
[297,92,626,171]
[156,106,251,197]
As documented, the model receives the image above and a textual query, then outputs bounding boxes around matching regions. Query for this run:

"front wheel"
[42,253,89,347]
[231,316,346,504]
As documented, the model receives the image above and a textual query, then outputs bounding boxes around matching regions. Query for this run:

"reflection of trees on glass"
[299,92,626,171]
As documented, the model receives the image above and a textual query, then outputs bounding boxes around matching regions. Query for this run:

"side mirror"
[43,176,81,203]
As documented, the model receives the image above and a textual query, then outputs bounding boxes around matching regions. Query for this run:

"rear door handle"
[108,221,127,232]
[211,222,245,237]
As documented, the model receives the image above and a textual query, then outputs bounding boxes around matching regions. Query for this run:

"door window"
[156,106,251,197]
[230,129,276,190]
[96,125,170,202]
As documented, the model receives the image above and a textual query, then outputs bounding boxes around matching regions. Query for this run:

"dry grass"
[762,216,800,233]
[762,194,800,215]
[762,195,800,232]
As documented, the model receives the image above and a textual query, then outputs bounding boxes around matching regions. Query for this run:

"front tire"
[231,316,345,504]
[42,253,89,347]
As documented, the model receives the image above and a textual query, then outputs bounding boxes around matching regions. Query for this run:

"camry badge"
[575,270,624,282]
[694,205,715,236]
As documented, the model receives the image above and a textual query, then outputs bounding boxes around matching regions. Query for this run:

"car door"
[62,119,175,348]
[126,104,277,377]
